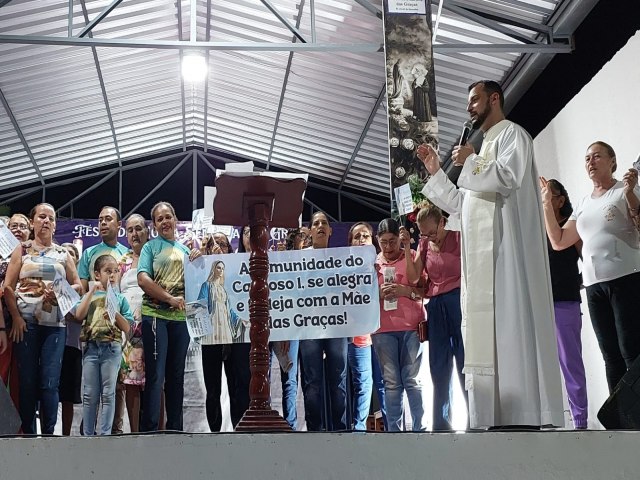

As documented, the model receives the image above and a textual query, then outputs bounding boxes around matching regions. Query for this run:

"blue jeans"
[371,346,387,430]
[299,337,347,431]
[281,340,299,429]
[348,343,373,430]
[371,331,425,432]
[427,289,466,431]
[586,272,640,393]
[140,316,190,431]
[14,323,65,434]
[82,341,122,435]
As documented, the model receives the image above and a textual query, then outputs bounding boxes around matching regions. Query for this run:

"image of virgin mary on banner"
[383,0,438,232]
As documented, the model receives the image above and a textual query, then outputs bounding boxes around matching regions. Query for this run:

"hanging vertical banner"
[383,0,438,225]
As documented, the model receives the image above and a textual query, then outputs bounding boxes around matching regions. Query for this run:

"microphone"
[458,120,473,146]
[448,120,473,186]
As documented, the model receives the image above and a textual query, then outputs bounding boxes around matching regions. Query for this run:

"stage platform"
[0,430,636,480]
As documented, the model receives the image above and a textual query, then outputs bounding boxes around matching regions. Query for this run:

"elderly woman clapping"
[540,141,640,393]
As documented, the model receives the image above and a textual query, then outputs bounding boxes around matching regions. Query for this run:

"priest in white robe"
[417,80,564,429]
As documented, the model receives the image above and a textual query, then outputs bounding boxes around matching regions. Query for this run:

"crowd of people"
[1,79,639,436]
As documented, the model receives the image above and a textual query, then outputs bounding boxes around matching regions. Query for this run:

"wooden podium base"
[235,408,293,432]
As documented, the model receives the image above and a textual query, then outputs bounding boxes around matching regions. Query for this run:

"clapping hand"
[416,144,441,175]
[539,176,553,204]
[623,168,639,194]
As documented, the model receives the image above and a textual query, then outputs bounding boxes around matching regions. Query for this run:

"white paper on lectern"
[213,165,308,227]
[223,161,254,173]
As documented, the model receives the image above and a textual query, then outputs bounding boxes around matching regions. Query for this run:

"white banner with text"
[184,246,380,343]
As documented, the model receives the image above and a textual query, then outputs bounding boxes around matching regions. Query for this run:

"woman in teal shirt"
[137,201,201,431]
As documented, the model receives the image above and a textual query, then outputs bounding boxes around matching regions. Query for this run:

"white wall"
[534,29,640,428]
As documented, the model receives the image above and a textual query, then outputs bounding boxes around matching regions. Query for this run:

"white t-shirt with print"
[571,181,640,286]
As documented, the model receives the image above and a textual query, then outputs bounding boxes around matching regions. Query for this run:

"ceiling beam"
[354,0,382,19]
[443,2,542,45]
[56,170,118,215]
[79,0,121,164]
[0,186,43,205]
[196,151,217,174]
[203,0,212,152]
[124,153,191,218]
[338,83,386,190]
[266,0,306,170]
[446,0,552,37]
[0,152,189,203]
[259,0,308,43]
[77,0,123,38]
[434,42,572,53]
[0,35,381,52]
[304,198,337,222]
[198,149,390,208]
[177,0,187,152]
[68,0,74,36]
[0,87,45,186]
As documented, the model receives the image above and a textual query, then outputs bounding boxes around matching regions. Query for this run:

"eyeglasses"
[419,222,441,239]
[353,233,372,241]
[9,223,29,230]
[216,242,230,249]
[379,238,399,248]
[243,229,250,237]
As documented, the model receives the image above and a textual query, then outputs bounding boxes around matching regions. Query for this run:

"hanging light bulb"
[181,52,207,82]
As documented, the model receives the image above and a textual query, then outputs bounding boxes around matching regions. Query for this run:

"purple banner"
[54,220,356,255]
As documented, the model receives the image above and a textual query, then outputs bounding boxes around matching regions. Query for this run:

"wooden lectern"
[213,173,307,432]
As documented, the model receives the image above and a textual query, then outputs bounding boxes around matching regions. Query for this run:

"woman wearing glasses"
[373,218,425,431]
[403,204,466,431]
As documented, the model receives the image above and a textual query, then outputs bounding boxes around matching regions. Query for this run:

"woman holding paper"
[372,217,426,431]
[0,213,31,405]
[74,254,133,435]
[4,203,82,434]
[137,201,201,432]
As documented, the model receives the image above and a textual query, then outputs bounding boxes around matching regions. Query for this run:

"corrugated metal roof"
[0,0,586,203]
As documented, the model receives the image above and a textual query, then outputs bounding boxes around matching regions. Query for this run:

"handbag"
[417,320,429,343]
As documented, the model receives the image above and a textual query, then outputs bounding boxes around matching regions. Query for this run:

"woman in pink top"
[373,218,426,431]
[404,204,466,431]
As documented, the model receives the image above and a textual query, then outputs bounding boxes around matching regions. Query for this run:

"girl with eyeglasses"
[372,217,426,431]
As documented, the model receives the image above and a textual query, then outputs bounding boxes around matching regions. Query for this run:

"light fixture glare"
[181,53,207,82]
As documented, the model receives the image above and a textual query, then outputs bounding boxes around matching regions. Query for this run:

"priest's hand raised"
[417,143,440,175]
